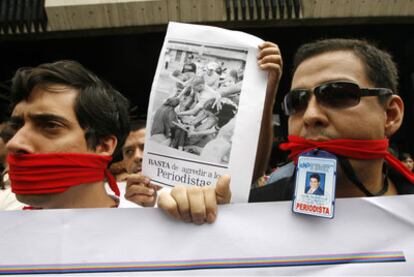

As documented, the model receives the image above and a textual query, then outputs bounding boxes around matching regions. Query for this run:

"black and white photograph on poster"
[149,39,247,166]
[143,22,268,202]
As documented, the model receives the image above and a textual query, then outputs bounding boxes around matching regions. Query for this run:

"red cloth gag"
[8,153,120,196]
[279,135,414,184]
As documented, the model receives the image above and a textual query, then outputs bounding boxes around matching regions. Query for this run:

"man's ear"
[385,95,404,137]
[95,135,118,156]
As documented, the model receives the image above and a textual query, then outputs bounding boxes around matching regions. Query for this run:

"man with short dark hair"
[399,153,413,172]
[250,38,412,202]
[123,120,146,175]
[306,174,324,196]
[123,119,163,207]
[6,60,130,209]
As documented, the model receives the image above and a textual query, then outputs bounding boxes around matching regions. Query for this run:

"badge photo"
[292,150,337,218]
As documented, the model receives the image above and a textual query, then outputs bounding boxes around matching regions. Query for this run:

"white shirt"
[0,173,25,211]
[105,181,171,208]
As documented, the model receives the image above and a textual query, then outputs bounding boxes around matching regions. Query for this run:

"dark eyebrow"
[28,113,71,126]
[7,116,24,131]
[123,145,134,151]
[9,115,24,123]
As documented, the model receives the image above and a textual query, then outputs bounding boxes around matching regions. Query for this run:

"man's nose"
[302,95,329,129]
[134,148,143,162]
[6,126,33,154]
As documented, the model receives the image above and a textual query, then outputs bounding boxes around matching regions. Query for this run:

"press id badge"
[292,149,337,219]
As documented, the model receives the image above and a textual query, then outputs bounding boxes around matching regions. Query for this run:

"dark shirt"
[249,163,414,203]
[151,104,177,137]
[307,186,324,196]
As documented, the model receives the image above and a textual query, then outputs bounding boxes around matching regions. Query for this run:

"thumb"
[215,174,231,204]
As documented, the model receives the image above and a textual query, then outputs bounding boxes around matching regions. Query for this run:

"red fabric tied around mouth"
[7,153,120,196]
[279,135,414,184]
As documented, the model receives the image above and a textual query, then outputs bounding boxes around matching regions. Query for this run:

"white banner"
[0,195,413,275]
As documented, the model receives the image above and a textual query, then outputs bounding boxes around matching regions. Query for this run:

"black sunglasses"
[282,81,393,116]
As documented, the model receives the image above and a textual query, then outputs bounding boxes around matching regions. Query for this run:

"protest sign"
[143,22,268,202]
[0,195,413,275]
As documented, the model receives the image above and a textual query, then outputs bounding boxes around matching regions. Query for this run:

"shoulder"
[249,176,294,202]
[266,162,295,185]
[388,165,414,195]
[315,187,324,195]
[0,186,25,210]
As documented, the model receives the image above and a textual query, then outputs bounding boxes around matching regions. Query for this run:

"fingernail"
[207,212,216,223]
[148,189,155,194]
[194,217,204,225]
[182,214,192,223]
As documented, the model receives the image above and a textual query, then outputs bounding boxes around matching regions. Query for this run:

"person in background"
[150,97,180,146]
[399,152,414,172]
[123,119,164,207]
[203,62,220,89]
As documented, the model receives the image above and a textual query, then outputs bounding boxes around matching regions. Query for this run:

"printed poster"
[143,22,267,202]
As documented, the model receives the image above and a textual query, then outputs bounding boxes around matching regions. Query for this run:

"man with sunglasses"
[160,38,413,224]
[250,38,413,202]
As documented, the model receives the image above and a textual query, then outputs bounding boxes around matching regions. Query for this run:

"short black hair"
[0,123,15,143]
[130,119,146,132]
[0,93,10,124]
[292,38,399,95]
[113,118,146,163]
[10,60,130,162]
[399,152,412,161]
[182,63,197,74]
[128,105,146,132]
[309,173,320,182]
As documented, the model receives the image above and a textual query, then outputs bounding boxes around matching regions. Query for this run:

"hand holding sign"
[158,174,231,224]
